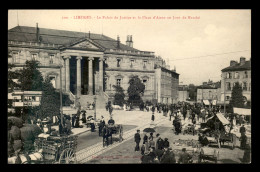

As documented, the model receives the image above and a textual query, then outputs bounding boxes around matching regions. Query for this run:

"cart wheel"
[59,148,77,164]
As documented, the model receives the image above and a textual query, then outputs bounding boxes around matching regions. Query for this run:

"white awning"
[203,100,210,105]
[212,100,217,105]
[216,113,230,125]
[233,108,251,116]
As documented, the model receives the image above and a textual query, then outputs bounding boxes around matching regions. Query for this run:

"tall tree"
[112,85,125,106]
[37,78,60,119]
[229,82,245,108]
[127,76,145,105]
[18,60,44,91]
[188,84,197,101]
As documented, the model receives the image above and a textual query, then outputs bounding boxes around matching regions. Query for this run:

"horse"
[102,125,113,147]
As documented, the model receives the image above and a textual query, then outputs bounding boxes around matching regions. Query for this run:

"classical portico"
[61,50,104,98]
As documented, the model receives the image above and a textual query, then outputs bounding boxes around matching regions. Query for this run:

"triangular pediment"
[70,40,100,50]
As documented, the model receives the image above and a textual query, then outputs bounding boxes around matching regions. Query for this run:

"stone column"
[99,57,104,94]
[76,56,82,97]
[88,57,94,95]
[64,55,71,92]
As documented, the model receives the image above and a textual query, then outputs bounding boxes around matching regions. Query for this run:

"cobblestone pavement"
[82,116,246,164]
[76,109,169,163]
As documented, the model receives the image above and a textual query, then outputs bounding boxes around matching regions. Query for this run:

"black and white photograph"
[7,9,251,164]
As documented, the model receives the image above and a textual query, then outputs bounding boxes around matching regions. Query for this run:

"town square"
[7,9,251,164]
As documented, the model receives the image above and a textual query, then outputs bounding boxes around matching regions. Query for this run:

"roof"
[221,60,251,72]
[8,26,140,52]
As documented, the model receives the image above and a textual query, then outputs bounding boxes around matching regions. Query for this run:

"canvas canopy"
[212,100,217,105]
[233,108,251,116]
[216,113,230,125]
[203,100,210,105]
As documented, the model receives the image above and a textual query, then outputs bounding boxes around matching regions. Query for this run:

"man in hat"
[134,130,141,151]
[178,148,192,164]
[99,116,106,136]
[108,116,115,126]
[161,147,176,163]
[163,138,170,148]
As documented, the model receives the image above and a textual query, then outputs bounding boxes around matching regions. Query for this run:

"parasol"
[143,128,156,133]
[87,115,93,119]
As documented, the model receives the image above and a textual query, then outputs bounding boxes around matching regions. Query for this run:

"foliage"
[37,78,60,119]
[127,75,145,106]
[188,84,197,101]
[8,63,21,92]
[18,60,44,91]
[112,85,125,106]
[229,82,245,109]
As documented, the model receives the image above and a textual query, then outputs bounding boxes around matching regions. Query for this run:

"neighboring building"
[8,24,180,108]
[220,57,251,104]
[8,91,42,107]
[197,80,221,103]
[196,86,219,102]
[178,85,189,102]
[155,66,179,104]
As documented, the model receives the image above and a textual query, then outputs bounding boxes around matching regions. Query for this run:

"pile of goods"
[173,139,199,148]
[8,116,43,156]
[8,117,23,154]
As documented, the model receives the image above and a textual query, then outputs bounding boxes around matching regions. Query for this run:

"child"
[141,144,145,155]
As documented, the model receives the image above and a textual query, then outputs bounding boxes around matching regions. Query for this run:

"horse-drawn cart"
[102,124,123,147]
[33,135,78,164]
[199,113,237,149]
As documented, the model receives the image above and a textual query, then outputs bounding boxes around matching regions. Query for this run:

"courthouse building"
[8,24,179,108]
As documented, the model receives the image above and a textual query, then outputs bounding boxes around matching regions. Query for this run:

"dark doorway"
[81,57,89,95]
[69,57,77,95]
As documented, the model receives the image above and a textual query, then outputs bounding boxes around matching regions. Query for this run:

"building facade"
[220,57,251,104]
[8,25,179,107]
[196,80,221,102]
[178,85,188,102]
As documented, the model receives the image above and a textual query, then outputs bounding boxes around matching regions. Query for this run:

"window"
[12,52,19,63]
[117,59,121,67]
[225,96,230,100]
[31,54,37,60]
[143,79,147,88]
[244,71,248,78]
[130,59,134,68]
[116,79,121,87]
[49,76,56,88]
[234,72,239,79]
[226,82,231,91]
[226,72,232,79]
[49,54,54,64]
[243,82,247,91]
[143,60,147,68]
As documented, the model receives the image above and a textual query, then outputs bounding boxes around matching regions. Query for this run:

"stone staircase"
[79,92,108,109]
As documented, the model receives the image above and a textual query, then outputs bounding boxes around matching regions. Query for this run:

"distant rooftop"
[222,58,251,72]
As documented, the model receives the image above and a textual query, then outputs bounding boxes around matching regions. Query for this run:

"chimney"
[230,60,237,67]
[36,23,40,43]
[129,35,133,48]
[117,35,120,48]
[126,35,130,46]
[240,57,246,66]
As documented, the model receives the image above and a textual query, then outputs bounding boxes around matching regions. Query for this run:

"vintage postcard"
[8,9,251,164]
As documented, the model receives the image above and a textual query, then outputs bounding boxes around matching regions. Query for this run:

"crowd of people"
[134,130,194,164]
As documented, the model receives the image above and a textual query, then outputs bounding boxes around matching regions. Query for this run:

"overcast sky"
[8,9,251,85]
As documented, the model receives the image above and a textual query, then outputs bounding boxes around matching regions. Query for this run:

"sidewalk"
[51,125,91,136]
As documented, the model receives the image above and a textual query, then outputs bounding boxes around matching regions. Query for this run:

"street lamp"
[94,95,97,121]
[59,65,63,127]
